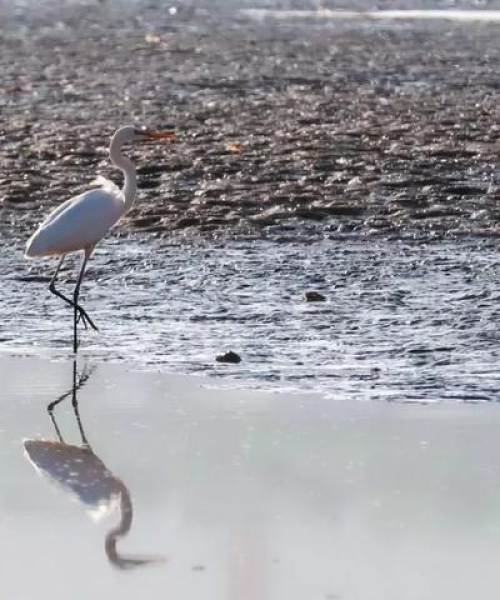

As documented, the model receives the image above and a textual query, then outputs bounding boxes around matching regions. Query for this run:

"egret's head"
[112,125,176,146]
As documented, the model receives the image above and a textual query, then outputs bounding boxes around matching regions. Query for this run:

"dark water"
[3,234,500,402]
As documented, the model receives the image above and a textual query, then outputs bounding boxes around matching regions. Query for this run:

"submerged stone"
[216,351,242,364]
[305,291,326,302]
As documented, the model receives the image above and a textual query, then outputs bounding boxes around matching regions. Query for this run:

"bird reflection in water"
[23,360,165,570]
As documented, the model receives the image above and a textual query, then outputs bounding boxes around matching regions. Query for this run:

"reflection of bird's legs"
[47,401,65,443]
[71,360,90,447]
[48,253,98,353]
[47,359,93,448]
[47,357,78,442]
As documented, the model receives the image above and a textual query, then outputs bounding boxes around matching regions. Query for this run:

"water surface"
[3,236,500,401]
[2,355,500,599]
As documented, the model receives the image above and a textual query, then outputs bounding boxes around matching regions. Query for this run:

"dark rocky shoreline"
[2,0,500,242]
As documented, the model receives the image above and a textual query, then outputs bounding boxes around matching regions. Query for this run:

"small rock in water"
[305,291,326,302]
[216,351,242,364]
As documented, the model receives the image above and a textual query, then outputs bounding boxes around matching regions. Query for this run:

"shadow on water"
[23,359,165,570]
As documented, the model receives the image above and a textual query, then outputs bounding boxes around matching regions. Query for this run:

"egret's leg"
[49,255,72,308]
[73,250,98,353]
[73,299,77,354]
[49,255,96,331]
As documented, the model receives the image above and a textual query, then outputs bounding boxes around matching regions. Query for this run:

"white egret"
[25,125,175,353]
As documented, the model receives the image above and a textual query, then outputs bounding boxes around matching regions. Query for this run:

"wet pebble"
[305,291,326,302]
[216,351,242,364]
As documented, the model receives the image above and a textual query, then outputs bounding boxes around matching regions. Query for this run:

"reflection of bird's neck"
[104,480,133,567]
[105,481,161,570]
[109,132,137,212]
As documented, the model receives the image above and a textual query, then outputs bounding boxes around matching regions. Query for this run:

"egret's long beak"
[140,128,176,141]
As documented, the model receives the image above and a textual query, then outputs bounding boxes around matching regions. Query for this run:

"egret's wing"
[41,177,121,228]
[39,196,79,228]
[26,187,124,256]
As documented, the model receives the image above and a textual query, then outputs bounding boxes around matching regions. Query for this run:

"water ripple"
[2,235,500,402]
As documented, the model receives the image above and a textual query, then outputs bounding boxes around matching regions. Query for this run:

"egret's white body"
[25,126,141,259]
[26,178,124,257]
[25,125,174,352]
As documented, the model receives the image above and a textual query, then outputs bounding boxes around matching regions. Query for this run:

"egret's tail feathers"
[25,227,60,258]
[25,229,47,258]
[25,232,42,258]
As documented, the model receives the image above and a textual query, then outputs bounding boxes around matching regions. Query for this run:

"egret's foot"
[75,306,98,331]
[77,312,88,330]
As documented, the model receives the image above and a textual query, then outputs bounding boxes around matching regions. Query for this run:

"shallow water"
[241,8,500,21]
[2,355,500,600]
[3,235,500,401]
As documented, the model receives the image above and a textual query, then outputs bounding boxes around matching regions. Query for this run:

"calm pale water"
[2,356,500,600]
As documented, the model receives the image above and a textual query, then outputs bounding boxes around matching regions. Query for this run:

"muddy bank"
[2,0,500,241]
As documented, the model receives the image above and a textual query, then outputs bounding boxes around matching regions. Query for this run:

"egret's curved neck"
[109,133,136,211]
